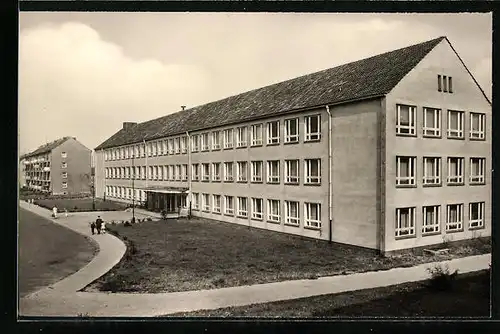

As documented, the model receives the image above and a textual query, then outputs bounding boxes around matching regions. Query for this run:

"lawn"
[33,197,128,212]
[84,217,491,293]
[167,270,490,317]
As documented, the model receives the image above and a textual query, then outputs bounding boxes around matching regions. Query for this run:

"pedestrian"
[52,206,58,219]
[64,208,68,218]
[100,221,106,234]
[95,216,103,235]
[90,221,96,235]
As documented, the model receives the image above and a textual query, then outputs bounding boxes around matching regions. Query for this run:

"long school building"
[94,37,491,253]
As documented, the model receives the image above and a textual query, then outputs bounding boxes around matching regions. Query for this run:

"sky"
[18,12,492,154]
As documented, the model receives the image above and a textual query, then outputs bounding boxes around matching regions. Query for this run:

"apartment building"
[94,36,491,253]
[20,137,92,195]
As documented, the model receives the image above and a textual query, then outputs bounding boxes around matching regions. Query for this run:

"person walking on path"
[95,216,103,235]
[52,206,58,219]
[100,221,106,234]
[90,221,96,235]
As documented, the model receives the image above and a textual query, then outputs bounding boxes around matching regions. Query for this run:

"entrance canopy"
[140,186,188,194]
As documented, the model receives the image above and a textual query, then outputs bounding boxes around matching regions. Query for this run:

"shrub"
[426,264,458,291]
[124,221,132,227]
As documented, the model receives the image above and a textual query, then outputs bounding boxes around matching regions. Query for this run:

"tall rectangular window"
[285,159,299,184]
[175,165,181,181]
[191,164,199,181]
[237,126,247,147]
[470,113,486,140]
[267,121,280,144]
[447,157,464,185]
[182,164,188,181]
[423,107,441,137]
[202,163,210,181]
[267,160,280,183]
[422,205,440,235]
[162,140,167,155]
[396,104,416,136]
[437,74,442,92]
[212,131,221,150]
[212,163,221,181]
[304,159,321,185]
[192,193,199,210]
[237,161,248,182]
[201,133,210,151]
[396,156,416,186]
[168,139,174,155]
[304,115,321,141]
[448,77,453,93]
[224,129,234,149]
[447,110,464,138]
[446,204,463,232]
[423,157,441,185]
[202,193,210,212]
[251,198,263,220]
[470,158,485,184]
[395,207,416,237]
[285,201,300,226]
[169,165,175,181]
[251,161,263,182]
[224,162,234,182]
[174,138,181,154]
[151,142,157,157]
[191,135,199,152]
[237,197,248,218]
[180,136,187,153]
[267,199,281,223]
[224,196,234,215]
[285,118,299,143]
[304,202,321,228]
[469,202,485,229]
[212,195,221,213]
[251,124,263,146]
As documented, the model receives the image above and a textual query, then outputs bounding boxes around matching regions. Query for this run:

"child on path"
[100,221,106,234]
[52,206,58,219]
[90,221,96,235]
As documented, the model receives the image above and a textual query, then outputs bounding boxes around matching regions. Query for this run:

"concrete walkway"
[18,201,491,317]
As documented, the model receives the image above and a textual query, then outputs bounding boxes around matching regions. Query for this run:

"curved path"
[18,201,492,317]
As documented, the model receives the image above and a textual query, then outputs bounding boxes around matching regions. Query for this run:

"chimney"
[123,122,137,130]
[181,106,186,111]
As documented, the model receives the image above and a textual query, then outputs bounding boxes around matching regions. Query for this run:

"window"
[251,161,263,182]
[212,195,221,213]
[192,193,199,210]
[212,163,221,181]
[267,199,281,223]
[168,139,174,155]
[161,140,166,155]
[169,165,175,181]
[304,159,321,185]
[224,162,234,182]
[470,158,485,184]
[202,163,210,181]
[470,113,486,140]
[437,74,442,92]
[154,166,159,180]
[158,166,163,180]
[267,121,280,144]
[223,129,234,149]
[251,124,263,146]
[212,131,221,150]
[285,118,299,143]
[237,197,248,218]
[237,161,248,182]
[396,156,416,186]
[162,166,168,181]
[237,126,247,147]
[224,196,234,215]
[62,172,67,179]
[304,115,321,141]
[267,160,280,183]
[469,202,485,229]
[251,198,263,220]
[181,137,187,153]
[61,162,67,169]
[191,164,199,181]
[304,202,321,228]
[61,152,67,158]
[422,206,440,235]
[175,165,181,181]
[447,157,464,185]
[396,105,416,136]
[152,143,157,157]
[395,207,416,237]
[285,159,299,184]
[202,193,210,212]
[140,144,145,158]
[191,135,200,152]
[62,181,68,189]
[446,204,463,232]
[423,157,441,185]
[423,107,441,137]
[448,77,453,93]
[201,133,210,151]
[141,166,146,180]
[174,138,181,154]
[182,164,188,181]
[285,201,300,226]
[148,166,153,180]
[443,75,448,92]
[447,110,464,138]
[181,195,187,208]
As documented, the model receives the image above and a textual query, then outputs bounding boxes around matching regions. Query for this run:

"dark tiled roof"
[96,37,446,150]
[21,137,72,159]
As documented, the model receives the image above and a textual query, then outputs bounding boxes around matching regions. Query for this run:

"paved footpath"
[19,201,491,317]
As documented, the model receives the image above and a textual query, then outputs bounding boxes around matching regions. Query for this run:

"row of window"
[395,202,486,238]
[105,159,322,185]
[191,193,322,229]
[105,186,148,202]
[104,115,322,161]
[396,104,486,140]
[395,156,486,187]
[437,74,453,94]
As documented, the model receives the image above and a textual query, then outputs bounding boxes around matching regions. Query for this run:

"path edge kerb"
[19,201,127,296]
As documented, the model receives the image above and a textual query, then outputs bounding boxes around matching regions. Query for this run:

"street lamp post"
[132,153,136,223]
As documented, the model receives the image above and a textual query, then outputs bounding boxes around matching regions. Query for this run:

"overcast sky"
[19,12,492,154]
